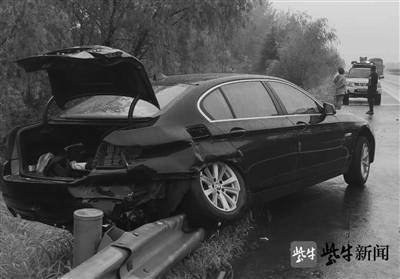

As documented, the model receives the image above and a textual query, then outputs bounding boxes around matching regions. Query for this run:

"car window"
[348,68,370,78]
[268,81,320,114]
[220,81,278,118]
[58,84,191,119]
[201,89,233,120]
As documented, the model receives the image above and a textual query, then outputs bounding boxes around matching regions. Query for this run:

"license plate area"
[355,89,367,93]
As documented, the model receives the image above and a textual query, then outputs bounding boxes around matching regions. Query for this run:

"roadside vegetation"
[0,197,72,279]
[0,0,343,143]
[165,216,253,279]
[0,0,344,278]
[0,195,252,279]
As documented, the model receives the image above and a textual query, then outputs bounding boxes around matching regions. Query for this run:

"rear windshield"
[348,68,370,78]
[58,84,191,119]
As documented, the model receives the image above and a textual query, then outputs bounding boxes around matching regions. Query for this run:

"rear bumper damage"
[1,159,196,229]
[1,123,242,229]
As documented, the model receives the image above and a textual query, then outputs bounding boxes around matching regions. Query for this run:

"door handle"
[229,127,247,137]
[296,121,309,130]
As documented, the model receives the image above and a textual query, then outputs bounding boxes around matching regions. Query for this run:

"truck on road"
[369,58,384,77]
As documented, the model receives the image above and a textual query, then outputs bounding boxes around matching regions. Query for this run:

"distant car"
[344,62,383,105]
[0,46,376,229]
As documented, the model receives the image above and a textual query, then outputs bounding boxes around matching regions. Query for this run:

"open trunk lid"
[16,45,159,109]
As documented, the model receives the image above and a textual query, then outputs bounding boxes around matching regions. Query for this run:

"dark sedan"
[0,46,375,229]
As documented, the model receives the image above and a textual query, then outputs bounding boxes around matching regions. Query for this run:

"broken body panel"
[1,118,241,228]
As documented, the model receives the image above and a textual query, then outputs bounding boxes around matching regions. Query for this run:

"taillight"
[10,140,20,175]
[4,128,21,175]
[93,143,141,169]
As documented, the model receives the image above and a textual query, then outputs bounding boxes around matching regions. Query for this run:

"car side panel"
[335,113,376,164]
[287,114,348,179]
[209,117,298,191]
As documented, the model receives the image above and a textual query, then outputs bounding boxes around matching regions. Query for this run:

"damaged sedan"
[1,46,375,229]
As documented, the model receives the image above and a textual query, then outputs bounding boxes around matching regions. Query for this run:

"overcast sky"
[271,0,400,66]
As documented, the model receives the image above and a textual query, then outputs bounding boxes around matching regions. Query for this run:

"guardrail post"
[73,208,104,267]
[62,214,204,279]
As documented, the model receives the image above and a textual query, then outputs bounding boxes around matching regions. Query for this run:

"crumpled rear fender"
[101,125,242,177]
[103,125,191,147]
[68,125,243,225]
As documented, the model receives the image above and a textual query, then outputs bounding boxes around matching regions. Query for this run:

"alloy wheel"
[360,142,370,180]
[199,163,241,212]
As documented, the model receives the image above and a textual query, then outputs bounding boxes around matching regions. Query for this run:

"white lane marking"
[381,84,400,102]
[380,104,400,106]
[381,74,399,102]
[383,79,399,87]
[382,80,399,90]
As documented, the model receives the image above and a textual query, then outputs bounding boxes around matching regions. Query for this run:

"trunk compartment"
[18,122,125,178]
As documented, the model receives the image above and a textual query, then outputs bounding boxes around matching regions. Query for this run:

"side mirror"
[379,75,384,79]
[323,102,336,115]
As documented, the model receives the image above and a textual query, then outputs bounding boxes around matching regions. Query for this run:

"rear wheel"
[183,162,247,227]
[374,94,381,105]
[344,136,370,186]
[343,95,349,105]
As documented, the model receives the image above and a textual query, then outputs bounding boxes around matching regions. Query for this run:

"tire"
[343,136,371,186]
[182,162,247,228]
[343,95,349,105]
[374,94,381,105]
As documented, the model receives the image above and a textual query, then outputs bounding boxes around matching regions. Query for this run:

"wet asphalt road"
[234,74,400,279]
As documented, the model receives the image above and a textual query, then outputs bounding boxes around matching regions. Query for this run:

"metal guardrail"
[61,213,205,279]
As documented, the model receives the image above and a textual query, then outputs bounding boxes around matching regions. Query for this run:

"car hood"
[347,78,368,83]
[16,45,159,109]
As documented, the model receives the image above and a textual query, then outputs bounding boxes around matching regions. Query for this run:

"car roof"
[152,73,285,86]
[151,73,312,121]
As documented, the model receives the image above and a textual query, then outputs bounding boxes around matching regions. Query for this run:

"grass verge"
[165,215,254,279]
[0,195,253,279]
[0,197,73,279]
